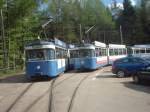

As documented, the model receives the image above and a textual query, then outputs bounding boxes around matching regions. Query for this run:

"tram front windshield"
[70,49,95,58]
[26,49,55,61]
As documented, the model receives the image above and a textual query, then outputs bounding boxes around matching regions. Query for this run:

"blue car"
[112,57,150,78]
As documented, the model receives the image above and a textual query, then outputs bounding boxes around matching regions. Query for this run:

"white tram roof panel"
[109,44,126,48]
[67,44,95,50]
[25,44,55,50]
[25,40,56,50]
[93,41,106,47]
[76,44,95,50]
[133,45,150,48]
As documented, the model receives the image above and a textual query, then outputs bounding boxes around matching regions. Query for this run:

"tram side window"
[61,50,64,58]
[64,50,68,58]
[123,49,127,55]
[96,48,99,57]
[118,49,122,55]
[56,48,61,59]
[62,50,68,58]
[70,50,74,58]
[46,49,55,60]
[70,50,75,58]
[140,49,145,53]
[91,50,95,57]
[135,49,139,54]
[146,48,150,53]
[101,48,106,56]
[109,49,114,56]
[114,49,118,55]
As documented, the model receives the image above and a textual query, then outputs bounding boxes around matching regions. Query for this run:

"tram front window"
[26,49,55,61]
[78,49,95,58]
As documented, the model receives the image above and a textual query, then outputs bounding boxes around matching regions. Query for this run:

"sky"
[39,0,138,11]
[102,0,137,7]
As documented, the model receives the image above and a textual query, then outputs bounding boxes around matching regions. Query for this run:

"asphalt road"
[0,67,150,112]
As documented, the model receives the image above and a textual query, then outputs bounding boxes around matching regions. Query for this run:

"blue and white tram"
[130,44,150,58]
[108,44,127,64]
[69,44,95,70]
[69,41,107,70]
[25,39,68,79]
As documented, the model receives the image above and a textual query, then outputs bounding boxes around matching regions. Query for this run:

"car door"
[118,58,138,74]
[128,58,145,73]
[122,58,136,74]
[117,58,130,71]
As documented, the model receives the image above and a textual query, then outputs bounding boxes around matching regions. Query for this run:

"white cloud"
[117,3,123,9]
[130,0,136,6]
[108,2,123,10]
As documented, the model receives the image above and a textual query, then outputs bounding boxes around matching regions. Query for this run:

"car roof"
[116,56,144,61]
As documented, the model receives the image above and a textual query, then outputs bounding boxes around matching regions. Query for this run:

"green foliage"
[0,0,47,69]
[49,0,115,42]
[115,0,150,44]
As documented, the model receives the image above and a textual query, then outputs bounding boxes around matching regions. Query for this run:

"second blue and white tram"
[69,41,107,70]
[25,39,68,79]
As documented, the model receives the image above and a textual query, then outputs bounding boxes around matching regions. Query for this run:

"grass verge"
[0,69,24,79]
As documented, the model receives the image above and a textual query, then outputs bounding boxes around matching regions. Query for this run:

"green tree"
[0,0,47,69]
[121,0,136,44]
[49,0,115,43]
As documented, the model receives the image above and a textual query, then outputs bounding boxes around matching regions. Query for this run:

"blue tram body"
[69,41,108,70]
[25,39,67,79]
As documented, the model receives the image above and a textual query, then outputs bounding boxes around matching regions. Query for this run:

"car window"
[121,59,129,63]
[117,58,129,63]
[130,58,144,63]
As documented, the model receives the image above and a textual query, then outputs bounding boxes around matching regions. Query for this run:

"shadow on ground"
[96,73,116,79]
[122,81,150,94]
[0,74,51,83]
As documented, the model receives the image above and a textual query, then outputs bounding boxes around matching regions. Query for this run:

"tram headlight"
[37,65,41,70]
[81,61,84,65]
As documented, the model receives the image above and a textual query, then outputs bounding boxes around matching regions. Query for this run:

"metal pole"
[1,9,6,68]
[79,24,82,42]
[13,53,16,70]
[120,25,123,44]
[104,31,106,43]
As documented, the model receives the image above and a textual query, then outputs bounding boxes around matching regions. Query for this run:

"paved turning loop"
[48,73,77,112]
[6,83,34,112]
[67,72,92,112]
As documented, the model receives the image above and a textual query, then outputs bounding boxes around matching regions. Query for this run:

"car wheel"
[133,75,140,84]
[117,70,125,78]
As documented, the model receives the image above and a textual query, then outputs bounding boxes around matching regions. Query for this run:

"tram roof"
[72,44,95,50]
[25,40,55,50]
[93,41,106,47]
[109,44,126,48]
[25,39,68,50]
[133,44,150,48]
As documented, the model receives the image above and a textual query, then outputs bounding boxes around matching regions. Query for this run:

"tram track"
[6,83,34,112]
[48,72,78,112]
[67,72,91,112]
[48,70,100,112]
[4,69,101,112]
[4,72,77,112]
[48,78,57,112]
